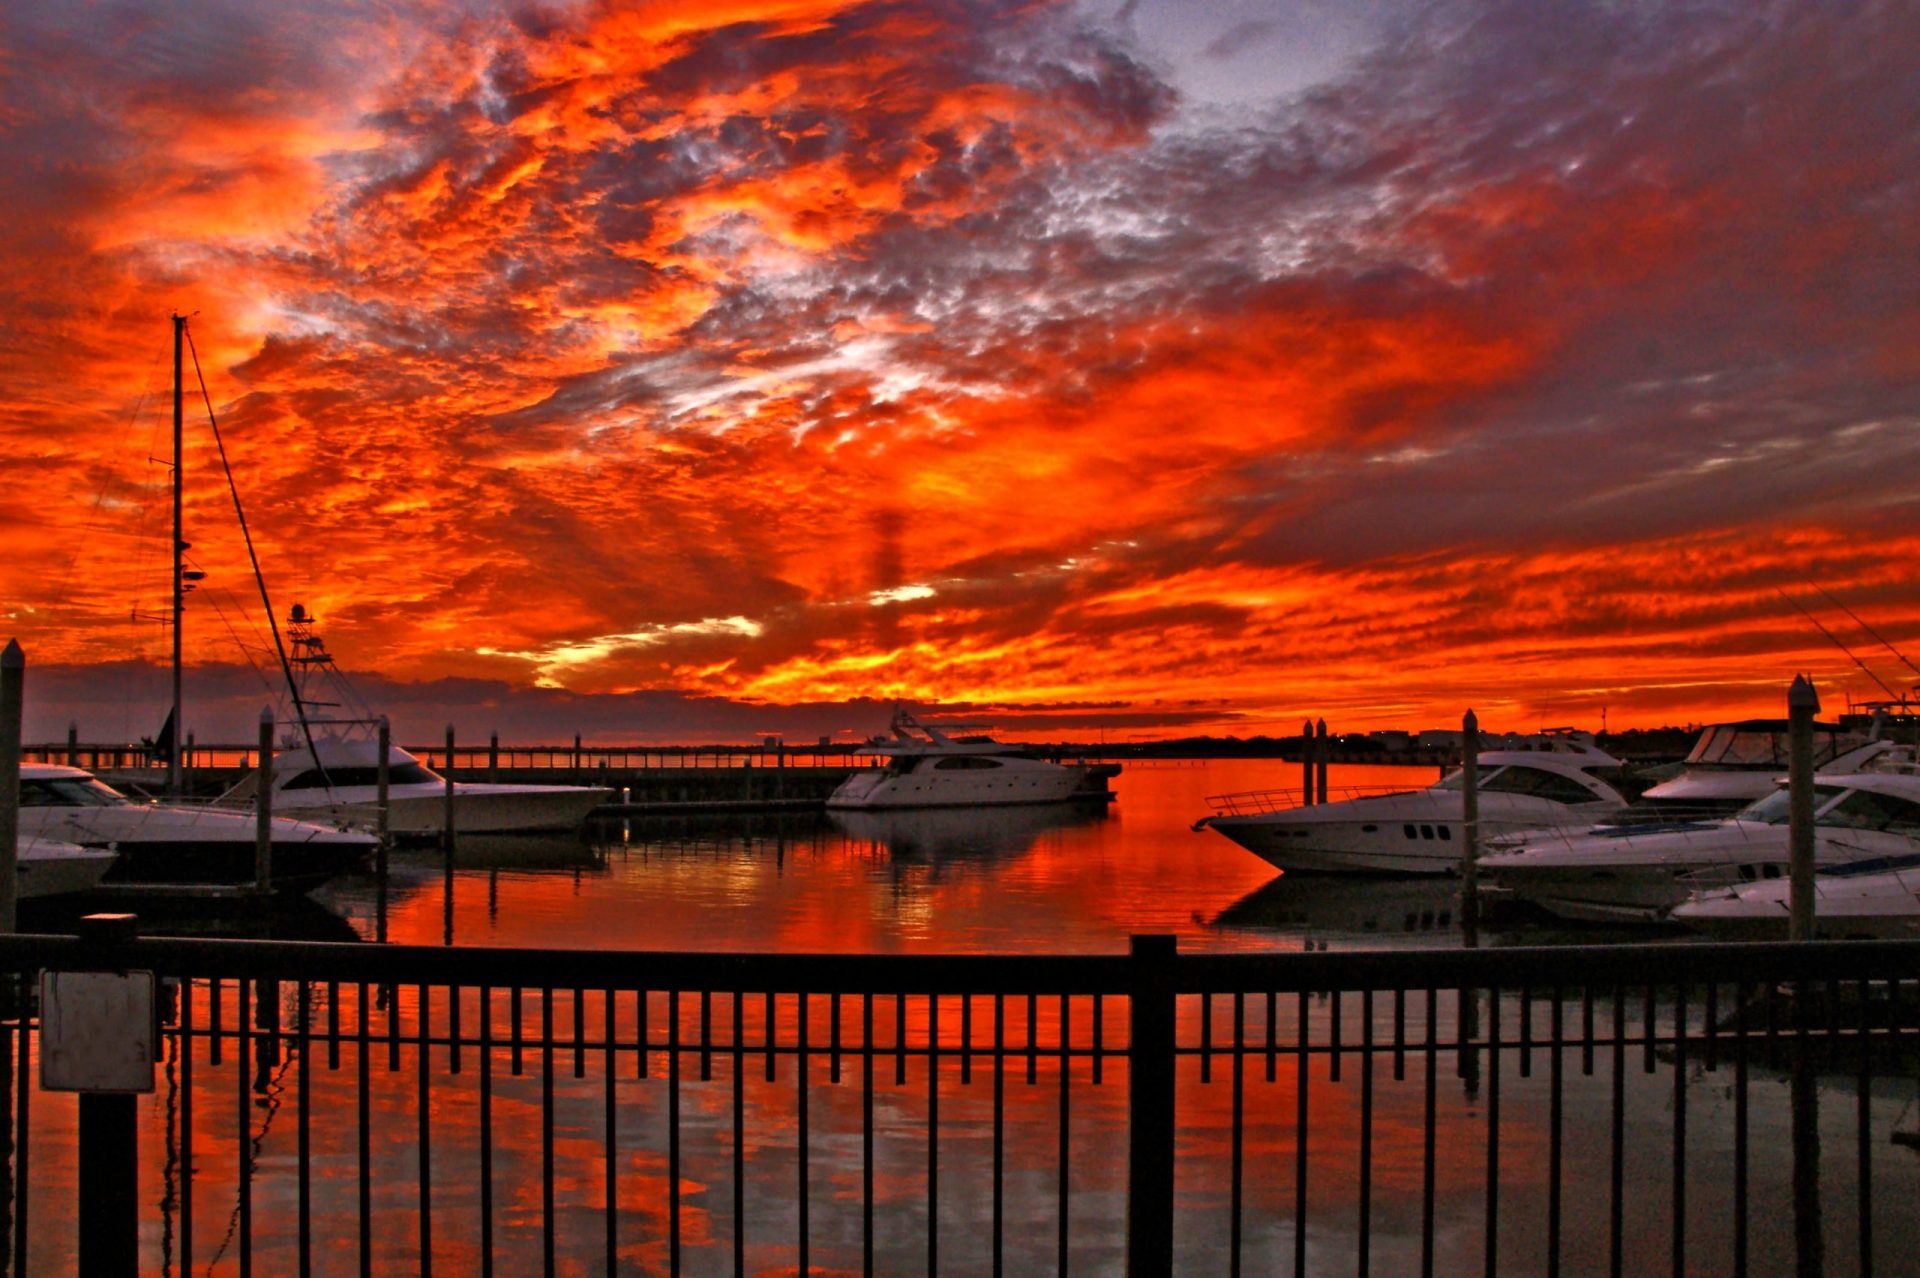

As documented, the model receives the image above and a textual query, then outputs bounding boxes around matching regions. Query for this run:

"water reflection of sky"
[317,761,1447,954]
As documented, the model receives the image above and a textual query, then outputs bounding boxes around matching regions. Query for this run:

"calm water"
[15,762,1918,1275]
[315,760,1459,954]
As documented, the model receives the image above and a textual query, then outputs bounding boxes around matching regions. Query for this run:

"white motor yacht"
[1614,718,1891,824]
[1671,852,1920,940]
[826,711,1098,810]
[1197,732,1633,875]
[18,763,374,893]
[1482,768,1920,923]
[241,736,612,837]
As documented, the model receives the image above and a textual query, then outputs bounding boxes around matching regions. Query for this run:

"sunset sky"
[3,0,1916,745]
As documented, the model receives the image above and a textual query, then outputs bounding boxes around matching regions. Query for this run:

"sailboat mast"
[170,313,185,797]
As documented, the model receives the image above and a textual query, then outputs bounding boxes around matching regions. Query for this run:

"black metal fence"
[0,932,1914,1276]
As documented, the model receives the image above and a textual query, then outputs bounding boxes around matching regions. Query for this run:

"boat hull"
[1207,795,1617,876]
[826,766,1090,811]
[280,785,612,835]
[17,843,118,901]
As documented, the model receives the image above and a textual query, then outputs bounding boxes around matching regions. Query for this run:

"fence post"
[0,641,24,935]
[74,912,142,1277]
[1127,934,1177,1277]
[1787,675,1819,941]
[489,731,499,783]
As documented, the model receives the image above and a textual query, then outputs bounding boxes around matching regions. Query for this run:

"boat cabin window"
[933,756,1005,771]
[881,756,928,776]
[282,762,443,790]
[1815,789,1920,836]
[1476,765,1605,805]
[18,777,131,807]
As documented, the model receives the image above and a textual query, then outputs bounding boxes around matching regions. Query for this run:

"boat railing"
[1204,784,1414,816]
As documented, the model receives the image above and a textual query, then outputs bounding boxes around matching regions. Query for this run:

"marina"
[0,757,1915,1274]
[4,7,1918,1272]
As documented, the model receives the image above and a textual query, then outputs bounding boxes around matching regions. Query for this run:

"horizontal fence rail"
[0,934,1913,1275]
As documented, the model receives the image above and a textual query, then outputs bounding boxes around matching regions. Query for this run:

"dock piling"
[376,717,391,880]
[443,724,456,854]
[1300,719,1314,806]
[1461,709,1479,949]
[255,708,273,893]
[0,640,22,933]
[1314,719,1329,805]
[1787,675,1819,941]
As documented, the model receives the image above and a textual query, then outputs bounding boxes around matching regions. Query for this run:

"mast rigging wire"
[185,327,327,771]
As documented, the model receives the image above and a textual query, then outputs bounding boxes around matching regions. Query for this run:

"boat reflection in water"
[1211,875,1463,944]
[830,802,1106,863]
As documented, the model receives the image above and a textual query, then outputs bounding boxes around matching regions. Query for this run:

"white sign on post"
[40,970,157,1094]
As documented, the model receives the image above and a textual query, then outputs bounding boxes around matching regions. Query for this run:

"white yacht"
[1617,718,1891,823]
[249,735,611,837]
[18,763,374,893]
[1672,852,1920,940]
[1197,732,1633,875]
[825,711,1098,810]
[224,605,610,837]
[1482,767,1920,923]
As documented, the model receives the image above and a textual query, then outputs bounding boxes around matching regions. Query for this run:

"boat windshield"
[1815,788,1920,836]
[20,777,133,807]
[1738,784,1850,825]
[1685,725,1854,768]
[282,762,442,790]
[1432,765,1601,803]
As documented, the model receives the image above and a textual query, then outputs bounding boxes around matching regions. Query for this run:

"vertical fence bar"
[928,993,940,1278]
[1360,987,1374,1274]
[358,982,371,1278]
[181,979,195,1274]
[238,978,253,1278]
[1060,992,1073,1278]
[670,986,682,1276]
[1734,978,1748,1278]
[543,988,556,1278]
[1672,980,1688,1277]
[993,993,1005,1278]
[419,984,434,1278]
[1295,988,1310,1278]
[798,990,810,1277]
[1126,935,1177,1278]
[481,986,494,1278]
[1422,987,1437,1278]
[735,991,747,1278]
[298,981,313,1278]
[1230,992,1244,1278]
[605,989,617,1273]
[1856,977,1873,1278]
[1484,988,1501,1278]
[1610,984,1625,1278]
[862,992,873,1278]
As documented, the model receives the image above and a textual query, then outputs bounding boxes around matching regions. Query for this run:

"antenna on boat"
[182,323,327,778]
[1778,590,1902,702]
[1811,584,1920,685]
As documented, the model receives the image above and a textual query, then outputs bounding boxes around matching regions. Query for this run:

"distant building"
[1369,730,1412,753]
[1416,729,1463,750]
